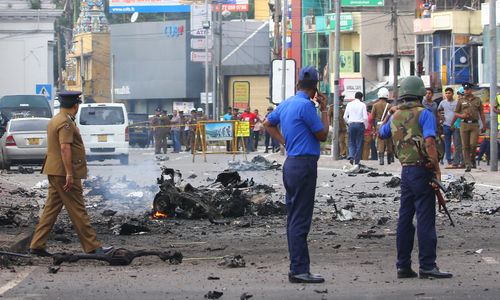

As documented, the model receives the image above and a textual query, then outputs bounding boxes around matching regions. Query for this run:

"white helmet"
[377,87,389,99]
[197,107,203,112]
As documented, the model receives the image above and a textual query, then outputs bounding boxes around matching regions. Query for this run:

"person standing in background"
[240,107,257,153]
[438,87,458,167]
[344,91,368,166]
[170,110,181,153]
[264,106,279,153]
[253,109,264,151]
[372,88,394,165]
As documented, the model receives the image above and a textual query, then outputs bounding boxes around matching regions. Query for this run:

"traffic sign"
[191,51,212,62]
[35,84,52,101]
[191,38,213,50]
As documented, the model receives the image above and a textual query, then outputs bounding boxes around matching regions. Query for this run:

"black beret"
[58,90,82,105]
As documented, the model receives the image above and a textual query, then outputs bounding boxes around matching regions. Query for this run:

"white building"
[0,0,61,97]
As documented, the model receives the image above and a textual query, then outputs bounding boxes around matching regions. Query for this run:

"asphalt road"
[1,147,499,300]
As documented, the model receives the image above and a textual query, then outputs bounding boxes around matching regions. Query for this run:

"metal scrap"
[445,176,475,200]
[367,171,393,177]
[227,155,281,171]
[153,169,285,220]
[385,177,401,188]
[218,254,246,268]
[52,248,183,266]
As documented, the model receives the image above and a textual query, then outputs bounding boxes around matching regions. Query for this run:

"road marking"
[0,266,35,296]
[483,257,499,264]
[476,183,500,190]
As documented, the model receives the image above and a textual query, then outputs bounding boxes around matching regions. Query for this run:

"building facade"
[0,0,61,98]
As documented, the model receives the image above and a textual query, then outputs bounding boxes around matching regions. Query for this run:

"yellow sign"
[235,121,250,137]
[233,81,250,109]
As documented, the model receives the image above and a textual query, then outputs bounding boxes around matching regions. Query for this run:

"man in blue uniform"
[379,76,453,279]
[264,66,329,284]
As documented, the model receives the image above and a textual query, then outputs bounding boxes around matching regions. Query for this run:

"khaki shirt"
[371,99,390,124]
[328,106,347,132]
[43,111,87,179]
[455,94,483,121]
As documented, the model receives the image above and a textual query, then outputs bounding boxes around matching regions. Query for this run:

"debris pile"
[385,177,401,188]
[227,155,281,171]
[445,176,475,200]
[153,169,286,220]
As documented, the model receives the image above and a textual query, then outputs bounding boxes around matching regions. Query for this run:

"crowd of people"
[147,105,281,154]
[337,82,498,172]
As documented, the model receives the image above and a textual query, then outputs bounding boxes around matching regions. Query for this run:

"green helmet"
[398,76,426,97]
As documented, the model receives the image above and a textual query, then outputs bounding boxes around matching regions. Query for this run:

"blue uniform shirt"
[223,113,232,121]
[267,91,324,157]
[379,108,437,140]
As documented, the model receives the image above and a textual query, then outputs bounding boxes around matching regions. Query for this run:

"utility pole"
[56,22,63,91]
[111,54,115,103]
[332,0,341,160]
[218,5,223,118]
[204,0,210,116]
[490,0,498,171]
[281,0,287,102]
[211,5,217,119]
[273,0,281,59]
[392,0,398,98]
[80,36,85,103]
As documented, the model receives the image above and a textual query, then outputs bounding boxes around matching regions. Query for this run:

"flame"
[153,211,168,219]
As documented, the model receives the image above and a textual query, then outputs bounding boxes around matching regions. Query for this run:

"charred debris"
[152,168,286,221]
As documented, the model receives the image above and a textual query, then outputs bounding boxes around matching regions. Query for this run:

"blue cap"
[298,66,319,81]
[457,87,465,95]
[58,90,82,105]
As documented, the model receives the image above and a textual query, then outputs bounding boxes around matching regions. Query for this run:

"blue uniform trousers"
[397,166,437,270]
[283,156,318,275]
[348,122,365,164]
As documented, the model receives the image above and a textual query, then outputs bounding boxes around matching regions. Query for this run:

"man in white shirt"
[343,91,368,165]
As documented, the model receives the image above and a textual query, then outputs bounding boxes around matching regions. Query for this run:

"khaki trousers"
[339,130,347,157]
[30,176,101,253]
[460,123,479,167]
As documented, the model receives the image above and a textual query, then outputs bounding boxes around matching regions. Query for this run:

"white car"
[76,103,129,165]
[0,118,50,170]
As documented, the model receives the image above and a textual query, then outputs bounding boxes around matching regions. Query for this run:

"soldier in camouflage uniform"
[379,76,453,280]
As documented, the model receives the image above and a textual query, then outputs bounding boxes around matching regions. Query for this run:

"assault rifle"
[412,138,455,227]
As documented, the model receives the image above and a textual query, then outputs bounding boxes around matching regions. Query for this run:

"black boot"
[379,153,384,165]
[388,154,394,164]
[264,147,269,153]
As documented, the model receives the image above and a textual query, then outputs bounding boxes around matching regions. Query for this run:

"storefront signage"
[164,25,184,37]
[339,51,354,73]
[340,78,364,101]
[341,0,384,7]
[232,81,250,109]
[326,13,354,32]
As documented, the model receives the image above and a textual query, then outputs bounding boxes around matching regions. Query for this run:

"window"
[410,61,415,75]
[397,58,401,75]
[383,59,390,76]
[80,107,125,125]
[354,52,360,73]
[10,119,49,132]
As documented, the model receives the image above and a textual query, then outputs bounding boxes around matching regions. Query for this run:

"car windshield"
[80,107,125,125]
[0,95,49,108]
[128,114,148,125]
[10,119,49,132]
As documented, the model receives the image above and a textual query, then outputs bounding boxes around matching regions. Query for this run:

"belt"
[401,162,427,167]
[287,155,319,160]
[463,119,478,124]
[349,122,364,125]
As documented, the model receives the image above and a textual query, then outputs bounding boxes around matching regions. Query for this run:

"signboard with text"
[191,51,212,62]
[341,0,384,6]
[235,121,250,137]
[109,0,189,13]
[232,81,250,109]
[326,13,354,32]
[340,78,365,101]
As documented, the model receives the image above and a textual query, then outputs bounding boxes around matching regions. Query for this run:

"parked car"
[76,103,129,165]
[128,113,149,148]
[0,95,52,138]
[0,118,50,170]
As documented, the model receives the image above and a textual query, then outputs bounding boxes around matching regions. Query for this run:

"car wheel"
[119,155,129,165]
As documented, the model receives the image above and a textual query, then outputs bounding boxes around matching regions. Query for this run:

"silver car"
[0,118,50,170]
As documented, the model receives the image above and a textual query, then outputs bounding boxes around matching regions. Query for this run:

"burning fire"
[153,211,168,219]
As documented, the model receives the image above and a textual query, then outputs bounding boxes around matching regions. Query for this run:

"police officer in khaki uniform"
[29,91,112,256]
[371,87,394,165]
[453,82,486,172]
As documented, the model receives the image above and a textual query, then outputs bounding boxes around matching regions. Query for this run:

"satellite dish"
[131,12,139,23]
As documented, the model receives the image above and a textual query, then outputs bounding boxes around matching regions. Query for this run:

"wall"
[227,75,270,114]
[110,21,189,100]
[254,0,270,21]
[0,18,58,97]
